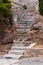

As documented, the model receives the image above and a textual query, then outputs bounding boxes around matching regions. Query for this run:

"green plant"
[39,0,43,16]
[0,0,2,3]
[2,0,11,3]
[0,0,11,17]
[22,4,27,10]
[0,0,11,26]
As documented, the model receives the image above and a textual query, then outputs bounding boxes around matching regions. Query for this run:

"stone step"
[12,44,25,47]
[16,29,30,32]
[12,47,25,51]
[13,44,24,46]
[17,22,33,25]
[11,46,26,49]
[17,21,34,24]
[3,54,22,59]
[12,47,25,50]
[0,58,19,65]
[9,52,23,55]
[17,26,31,28]
[12,45,25,48]
[9,50,24,54]
[11,46,25,48]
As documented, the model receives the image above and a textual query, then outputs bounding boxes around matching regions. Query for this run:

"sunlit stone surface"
[11,0,39,33]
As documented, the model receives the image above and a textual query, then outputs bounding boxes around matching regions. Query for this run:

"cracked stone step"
[3,54,22,59]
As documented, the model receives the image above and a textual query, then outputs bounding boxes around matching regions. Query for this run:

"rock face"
[31,23,42,30]
[0,29,6,42]
[3,32,13,43]
[0,29,14,43]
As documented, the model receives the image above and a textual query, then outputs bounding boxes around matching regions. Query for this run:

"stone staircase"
[0,38,26,65]
[11,0,36,33]
[0,37,37,65]
[0,38,43,65]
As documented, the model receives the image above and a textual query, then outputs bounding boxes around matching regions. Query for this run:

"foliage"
[0,0,2,3]
[22,4,27,10]
[0,0,11,17]
[39,0,43,16]
[2,0,11,3]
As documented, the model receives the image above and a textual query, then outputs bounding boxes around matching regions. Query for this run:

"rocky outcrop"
[0,21,17,44]
[19,49,43,59]
[0,29,6,42]
[31,14,43,31]
[3,32,13,43]
[0,29,14,44]
[31,23,42,30]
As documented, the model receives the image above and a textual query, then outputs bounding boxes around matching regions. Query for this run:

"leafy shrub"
[0,0,11,17]
[39,0,43,16]
[22,4,27,10]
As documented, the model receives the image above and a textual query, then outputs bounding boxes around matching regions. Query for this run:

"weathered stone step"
[16,29,30,33]
[9,50,24,55]
[13,43,24,46]
[11,46,26,49]
[9,52,23,55]
[11,47,25,50]
[16,27,31,29]
[12,47,25,50]
[0,58,19,65]
[3,54,22,59]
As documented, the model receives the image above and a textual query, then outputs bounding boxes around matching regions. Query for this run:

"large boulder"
[0,29,14,44]
[32,23,41,30]
[0,29,6,42]
[3,33,13,43]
